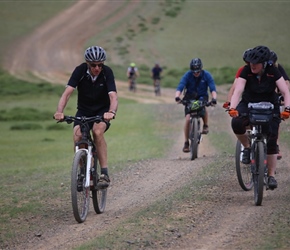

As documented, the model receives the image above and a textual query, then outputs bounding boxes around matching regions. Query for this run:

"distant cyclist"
[175,58,217,153]
[127,62,139,92]
[151,62,162,96]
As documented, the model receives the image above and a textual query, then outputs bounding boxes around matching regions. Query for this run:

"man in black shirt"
[54,46,118,187]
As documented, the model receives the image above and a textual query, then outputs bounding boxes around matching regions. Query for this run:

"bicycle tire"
[130,79,136,92]
[154,80,161,96]
[190,118,199,160]
[71,150,90,223]
[253,141,265,206]
[235,140,253,191]
[92,155,107,214]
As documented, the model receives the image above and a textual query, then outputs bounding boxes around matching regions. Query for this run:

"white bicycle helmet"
[84,46,107,62]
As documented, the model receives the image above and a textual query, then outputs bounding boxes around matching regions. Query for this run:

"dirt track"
[3,1,290,249]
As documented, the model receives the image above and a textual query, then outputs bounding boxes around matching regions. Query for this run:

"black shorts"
[73,109,110,132]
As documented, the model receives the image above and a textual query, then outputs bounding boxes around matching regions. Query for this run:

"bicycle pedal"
[77,184,83,192]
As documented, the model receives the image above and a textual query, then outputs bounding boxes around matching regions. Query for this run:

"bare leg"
[202,108,208,127]
[267,154,277,177]
[92,122,108,169]
[184,114,190,142]
[73,125,82,151]
[236,133,250,148]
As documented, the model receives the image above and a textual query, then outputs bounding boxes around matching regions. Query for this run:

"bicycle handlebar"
[180,99,214,107]
[53,115,104,124]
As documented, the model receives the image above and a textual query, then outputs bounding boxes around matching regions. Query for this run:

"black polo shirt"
[240,64,282,105]
[67,63,116,115]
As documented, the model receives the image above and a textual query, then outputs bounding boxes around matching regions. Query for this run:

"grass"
[0,1,76,59]
[90,1,290,66]
[1,1,290,87]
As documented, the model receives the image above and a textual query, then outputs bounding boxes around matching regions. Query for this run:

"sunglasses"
[89,63,104,68]
[192,70,201,74]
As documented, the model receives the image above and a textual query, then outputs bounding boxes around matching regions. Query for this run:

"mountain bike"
[235,102,277,205]
[153,78,161,96]
[56,115,107,223]
[181,99,213,160]
[129,76,136,92]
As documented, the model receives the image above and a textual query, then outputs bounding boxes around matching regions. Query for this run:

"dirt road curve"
[4,1,141,85]
[3,1,290,250]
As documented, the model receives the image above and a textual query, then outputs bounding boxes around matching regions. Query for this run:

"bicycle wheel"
[71,150,90,223]
[189,118,199,160]
[253,141,265,206]
[131,79,136,92]
[235,140,253,191]
[155,80,161,96]
[92,155,107,214]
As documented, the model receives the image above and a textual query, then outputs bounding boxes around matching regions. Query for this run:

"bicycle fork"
[250,140,268,188]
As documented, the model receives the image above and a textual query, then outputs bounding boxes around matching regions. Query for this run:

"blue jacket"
[176,70,216,99]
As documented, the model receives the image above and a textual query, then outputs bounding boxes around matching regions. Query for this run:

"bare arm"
[227,79,237,102]
[108,91,118,112]
[103,91,118,121]
[286,80,290,89]
[276,77,290,107]
[230,77,246,109]
[54,86,74,120]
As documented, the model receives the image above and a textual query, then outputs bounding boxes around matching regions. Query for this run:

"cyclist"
[151,62,162,95]
[127,62,139,91]
[225,49,290,160]
[228,45,290,190]
[175,58,217,153]
[54,46,118,188]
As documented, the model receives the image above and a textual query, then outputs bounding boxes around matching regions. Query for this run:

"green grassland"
[86,0,290,86]
[0,0,290,87]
